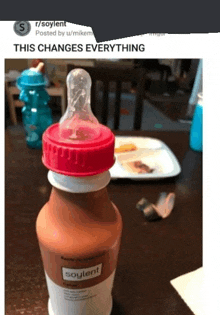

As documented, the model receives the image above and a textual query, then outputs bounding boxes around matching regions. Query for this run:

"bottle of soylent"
[36,69,123,315]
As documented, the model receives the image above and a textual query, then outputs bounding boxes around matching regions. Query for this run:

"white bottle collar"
[48,170,111,193]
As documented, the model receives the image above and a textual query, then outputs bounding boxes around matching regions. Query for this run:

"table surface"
[5,128,202,315]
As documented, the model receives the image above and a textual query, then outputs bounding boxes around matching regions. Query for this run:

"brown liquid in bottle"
[36,182,122,315]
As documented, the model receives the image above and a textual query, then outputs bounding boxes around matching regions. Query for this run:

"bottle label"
[62,264,102,281]
[39,242,119,314]
[46,270,115,315]
[38,213,122,314]
[39,240,120,290]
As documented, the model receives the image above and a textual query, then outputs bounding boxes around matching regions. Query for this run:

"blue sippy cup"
[190,92,203,152]
[16,63,53,149]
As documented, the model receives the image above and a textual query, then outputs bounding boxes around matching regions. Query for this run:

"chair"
[5,82,24,125]
[66,65,146,130]
[5,128,13,157]
[138,59,193,121]
[134,59,171,82]
[5,82,66,125]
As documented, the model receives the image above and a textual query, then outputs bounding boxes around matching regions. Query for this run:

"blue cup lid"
[16,68,47,89]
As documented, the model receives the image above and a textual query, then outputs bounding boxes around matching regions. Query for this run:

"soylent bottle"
[36,69,122,315]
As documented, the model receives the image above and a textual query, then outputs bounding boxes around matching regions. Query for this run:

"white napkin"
[170,267,204,315]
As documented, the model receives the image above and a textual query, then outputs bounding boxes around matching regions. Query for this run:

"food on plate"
[122,160,154,174]
[115,143,137,153]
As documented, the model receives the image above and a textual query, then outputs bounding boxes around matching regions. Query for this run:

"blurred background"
[5,58,202,152]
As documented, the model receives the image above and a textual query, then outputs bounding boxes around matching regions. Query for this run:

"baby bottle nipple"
[59,68,100,141]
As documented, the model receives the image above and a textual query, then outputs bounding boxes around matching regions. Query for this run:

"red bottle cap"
[42,69,115,176]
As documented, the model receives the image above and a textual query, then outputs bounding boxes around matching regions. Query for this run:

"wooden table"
[5,129,202,315]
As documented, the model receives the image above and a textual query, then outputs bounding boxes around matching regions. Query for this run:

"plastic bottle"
[189,92,203,152]
[16,62,53,149]
[36,68,122,315]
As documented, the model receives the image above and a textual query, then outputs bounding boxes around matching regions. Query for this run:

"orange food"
[115,143,137,153]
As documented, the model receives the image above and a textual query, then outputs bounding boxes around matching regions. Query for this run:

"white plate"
[110,136,181,180]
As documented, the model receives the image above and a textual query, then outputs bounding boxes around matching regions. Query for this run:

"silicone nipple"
[59,69,100,141]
